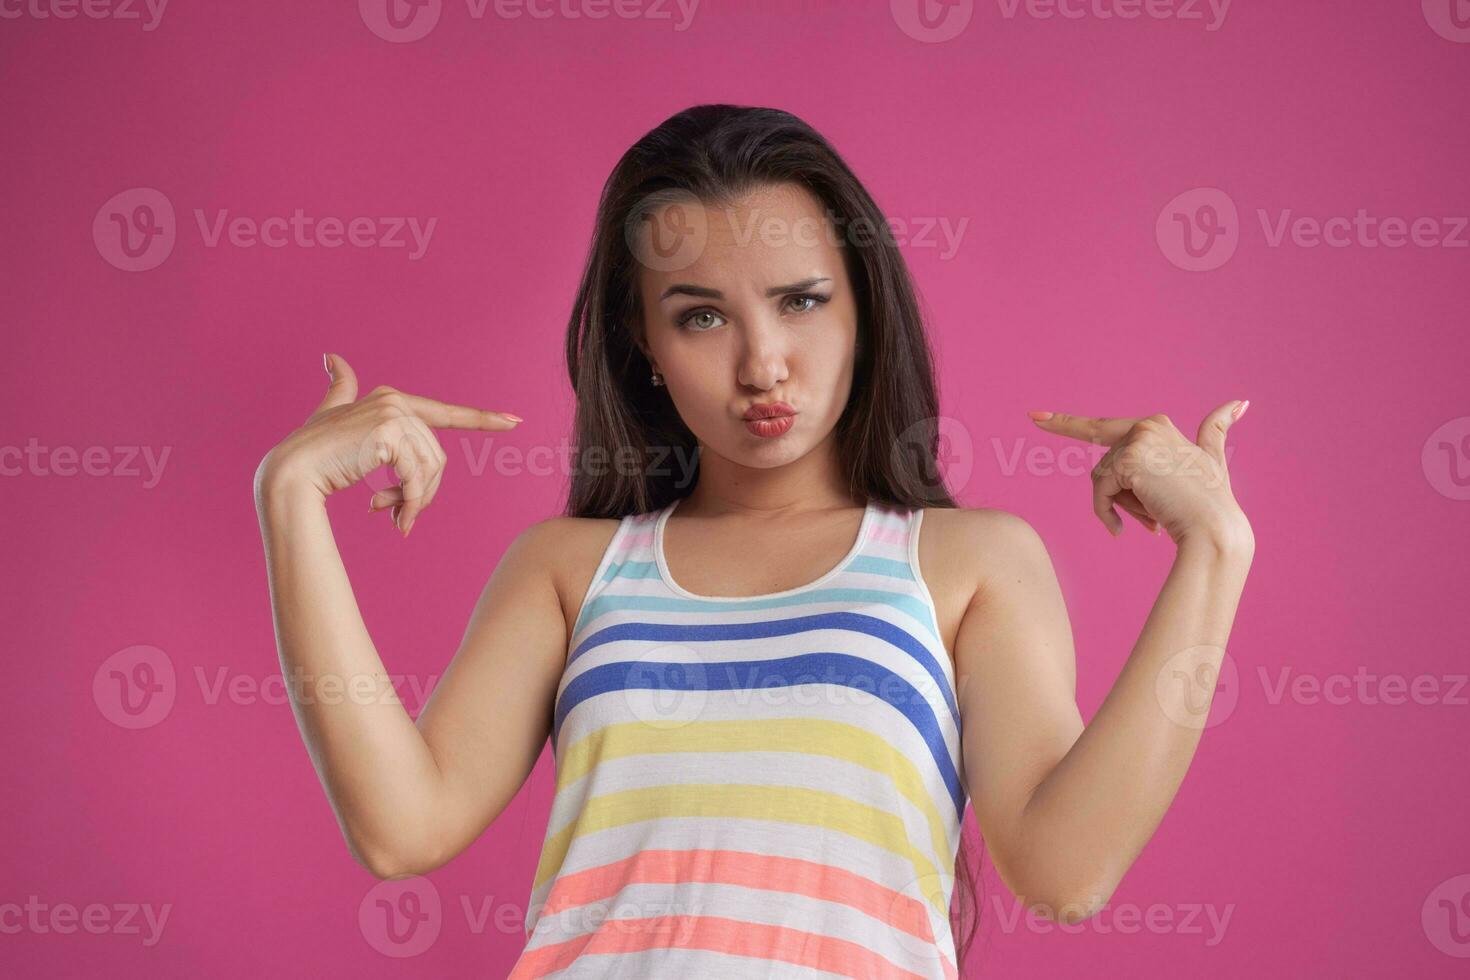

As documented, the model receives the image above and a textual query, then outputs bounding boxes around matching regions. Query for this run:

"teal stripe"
[604,559,663,581]
[608,556,914,584]
[575,589,941,644]
[847,555,915,580]
[845,554,943,643]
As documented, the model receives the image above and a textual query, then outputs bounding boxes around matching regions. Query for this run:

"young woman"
[253,104,1255,979]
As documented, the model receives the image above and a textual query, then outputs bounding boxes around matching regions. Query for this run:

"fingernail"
[501,412,524,423]
[1028,410,1053,421]
[323,353,334,378]
[1232,399,1250,420]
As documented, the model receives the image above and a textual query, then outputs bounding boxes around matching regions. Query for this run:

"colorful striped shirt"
[509,497,967,979]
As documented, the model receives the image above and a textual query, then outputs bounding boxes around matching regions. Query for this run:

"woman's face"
[633,181,860,469]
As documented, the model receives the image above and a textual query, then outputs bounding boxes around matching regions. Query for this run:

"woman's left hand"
[1028,400,1254,548]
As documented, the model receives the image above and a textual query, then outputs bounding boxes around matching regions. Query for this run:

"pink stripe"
[868,522,909,546]
[511,914,950,980]
[620,528,654,550]
[512,849,957,979]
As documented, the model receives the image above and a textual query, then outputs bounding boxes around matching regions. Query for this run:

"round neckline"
[653,498,875,601]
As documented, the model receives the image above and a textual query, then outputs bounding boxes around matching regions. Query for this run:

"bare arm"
[255,478,569,878]
[956,402,1254,921]
[955,511,1252,921]
[253,353,565,878]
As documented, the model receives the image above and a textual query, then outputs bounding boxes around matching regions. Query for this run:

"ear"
[627,321,648,360]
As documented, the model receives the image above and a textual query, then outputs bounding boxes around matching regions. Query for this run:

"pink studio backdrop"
[3,1,1468,977]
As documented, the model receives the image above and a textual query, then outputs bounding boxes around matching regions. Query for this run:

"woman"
[253,104,1254,978]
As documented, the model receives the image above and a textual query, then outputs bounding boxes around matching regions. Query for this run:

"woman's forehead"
[640,186,846,289]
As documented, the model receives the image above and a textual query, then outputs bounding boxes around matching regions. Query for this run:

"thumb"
[1196,398,1247,464]
[312,352,359,417]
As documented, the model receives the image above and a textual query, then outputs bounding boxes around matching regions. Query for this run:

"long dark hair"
[561,103,985,972]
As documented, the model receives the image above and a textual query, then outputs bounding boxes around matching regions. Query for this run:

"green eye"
[676,309,725,332]
[786,293,831,315]
[675,293,830,331]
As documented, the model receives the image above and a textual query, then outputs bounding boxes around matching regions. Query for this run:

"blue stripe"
[553,651,966,818]
[568,612,958,725]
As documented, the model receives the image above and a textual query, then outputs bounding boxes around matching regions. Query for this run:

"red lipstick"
[742,401,796,438]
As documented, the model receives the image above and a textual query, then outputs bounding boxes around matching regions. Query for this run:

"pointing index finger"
[398,392,522,430]
[1029,411,1142,446]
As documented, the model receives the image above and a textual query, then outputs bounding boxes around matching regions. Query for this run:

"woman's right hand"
[254,353,523,535]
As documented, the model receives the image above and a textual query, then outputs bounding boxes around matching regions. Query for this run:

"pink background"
[4,0,1469,976]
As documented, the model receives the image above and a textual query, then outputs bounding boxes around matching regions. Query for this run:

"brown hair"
[561,102,985,970]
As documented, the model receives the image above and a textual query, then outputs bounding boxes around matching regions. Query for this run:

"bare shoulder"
[918,506,1051,601]
[506,513,623,638]
[916,506,1055,665]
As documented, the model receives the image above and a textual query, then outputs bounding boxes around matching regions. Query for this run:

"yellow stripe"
[536,721,955,915]
[533,783,948,914]
[553,718,955,873]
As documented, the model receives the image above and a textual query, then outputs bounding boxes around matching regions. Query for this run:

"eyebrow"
[658,277,832,302]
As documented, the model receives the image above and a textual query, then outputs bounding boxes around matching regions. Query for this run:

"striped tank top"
[509,497,967,979]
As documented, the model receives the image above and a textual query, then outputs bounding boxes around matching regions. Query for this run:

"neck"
[680,428,860,518]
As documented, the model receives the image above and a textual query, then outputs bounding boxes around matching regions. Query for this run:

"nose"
[736,313,790,391]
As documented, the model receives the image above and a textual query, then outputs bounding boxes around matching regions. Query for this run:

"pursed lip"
[742,401,796,420]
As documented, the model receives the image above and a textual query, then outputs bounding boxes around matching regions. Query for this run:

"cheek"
[665,350,730,408]
[810,318,858,385]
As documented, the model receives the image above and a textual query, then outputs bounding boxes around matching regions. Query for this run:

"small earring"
[650,369,665,386]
